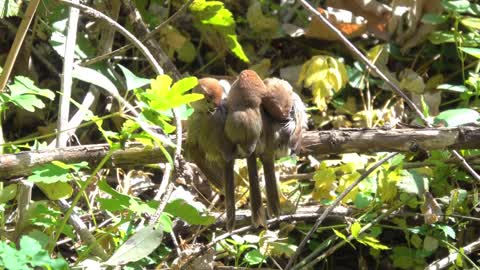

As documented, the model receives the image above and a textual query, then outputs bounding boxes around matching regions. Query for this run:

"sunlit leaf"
[105,224,164,265]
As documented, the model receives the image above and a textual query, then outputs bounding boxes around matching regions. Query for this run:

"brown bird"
[185,78,237,230]
[225,70,268,228]
[259,78,307,218]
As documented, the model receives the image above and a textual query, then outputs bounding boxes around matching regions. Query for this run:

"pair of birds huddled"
[186,70,306,231]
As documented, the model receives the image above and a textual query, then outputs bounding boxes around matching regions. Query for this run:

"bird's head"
[191,77,225,113]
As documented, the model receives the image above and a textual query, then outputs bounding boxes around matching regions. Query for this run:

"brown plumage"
[259,78,307,218]
[185,78,236,230]
[225,70,268,228]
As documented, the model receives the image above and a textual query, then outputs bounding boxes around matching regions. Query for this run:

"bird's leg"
[224,159,236,232]
[261,153,281,218]
[247,154,267,228]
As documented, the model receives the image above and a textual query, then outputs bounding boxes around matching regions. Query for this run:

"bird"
[185,77,237,230]
[225,70,268,229]
[259,77,307,218]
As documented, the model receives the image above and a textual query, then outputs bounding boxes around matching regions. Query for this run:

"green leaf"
[428,31,455,44]
[11,76,55,100]
[358,236,390,250]
[164,199,215,225]
[72,65,119,96]
[461,16,480,29]
[423,235,439,252]
[397,170,429,196]
[6,76,55,112]
[158,213,173,233]
[171,76,198,94]
[28,163,71,184]
[0,0,21,18]
[351,222,361,238]
[190,0,249,62]
[117,64,150,90]
[354,192,373,209]
[244,249,265,266]
[333,228,356,249]
[177,41,197,63]
[0,184,17,204]
[443,0,470,12]
[51,161,89,172]
[0,236,68,270]
[421,14,448,24]
[437,83,468,92]
[435,224,456,239]
[36,182,73,200]
[105,224,164,265]
[434,108,480,126]
[460,47,480,58]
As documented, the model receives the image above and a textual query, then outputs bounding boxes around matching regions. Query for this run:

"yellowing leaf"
[312,162,337,201]
[338,172,361,203]
[298,55,348,111]
[378,170,400,203]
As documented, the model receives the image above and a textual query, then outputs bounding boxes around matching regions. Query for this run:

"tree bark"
[1,126,480,180]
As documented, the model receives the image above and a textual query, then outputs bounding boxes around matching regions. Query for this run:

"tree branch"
[1,126,480,180]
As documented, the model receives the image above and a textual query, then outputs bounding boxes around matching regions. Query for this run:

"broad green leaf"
[0,184,17,204]
[117,64,150,90]
[434,108,480,126]
[0,0,20,18]
[351,222,361,238]
[0,235,68,270]
[428,31,455,44]
[461,16,480,29]
[164,198,215,225]
[460,47,480,58]
[49,17,96,59]
[190,0,249,62]
[423,236,439,252]
[421,14,448,25]
[105,224,164,265]
[437,83,468,92]
[391,246,418,269]
[244,249,265,266]
[150,74,172,94]
[28,163,71,183]
[397,170,428,196]
[436,224,456,239]
[170,76,198,94]
[443,0,470,12]
[36,182,73,200]
[10,76,55,100]
[158,213,173,233]
[72,65,119,96]
[354,192,373,209]
[177,41,197,63]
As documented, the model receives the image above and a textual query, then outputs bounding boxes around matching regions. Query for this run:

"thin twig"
[82,0,194,67]
[56,0,163,75]
[56,0,79,147]
[0,0,41,92]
